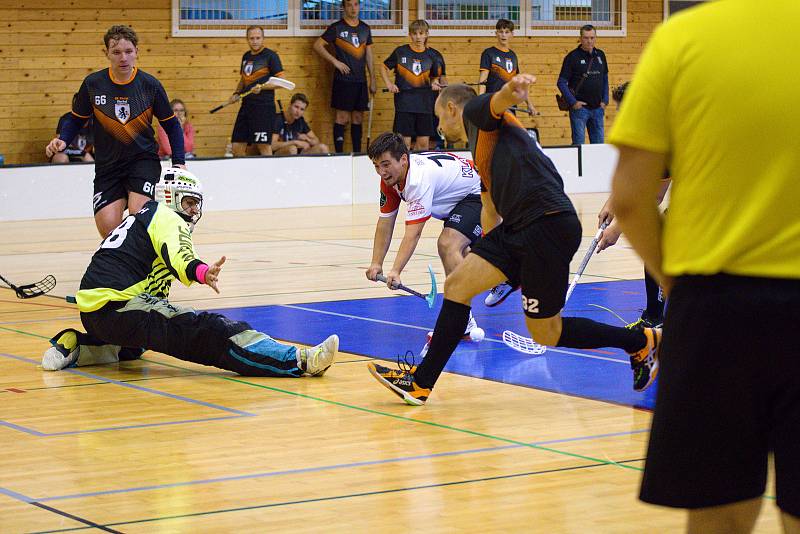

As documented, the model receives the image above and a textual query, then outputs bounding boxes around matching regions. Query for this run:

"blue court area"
[213,279,657,410]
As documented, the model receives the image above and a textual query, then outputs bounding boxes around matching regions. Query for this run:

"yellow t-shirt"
[609,0,800,278]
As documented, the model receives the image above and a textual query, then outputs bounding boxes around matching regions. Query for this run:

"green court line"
[3,325,640,471]
[28,459,645,533]
[140,357,643,472]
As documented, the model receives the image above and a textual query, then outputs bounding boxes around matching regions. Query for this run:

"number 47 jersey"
[76,201,204,313]
[379,152,482,224]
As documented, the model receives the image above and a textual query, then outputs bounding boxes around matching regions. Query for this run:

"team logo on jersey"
[448,214,461,224]
[380,191,387,207]
[473,225,482,237]
[505,58,514,73]
[244,62,254,76]
[412,59,422,76]
[351,33,360,47]
[114,97,130,124]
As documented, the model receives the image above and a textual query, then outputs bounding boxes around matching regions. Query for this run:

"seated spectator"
[271,94,329,155]
[50,112,94,164]
[157,99,195,159]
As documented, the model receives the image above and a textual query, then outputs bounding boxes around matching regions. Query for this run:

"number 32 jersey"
[379,153,482,225]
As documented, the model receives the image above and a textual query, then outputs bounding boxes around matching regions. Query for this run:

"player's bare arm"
[313,38,350,75]
[491,74,537,116]
[367,214,396,281]
[386,219,426,289]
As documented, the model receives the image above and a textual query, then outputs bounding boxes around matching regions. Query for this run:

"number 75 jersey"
[379,153,482,224]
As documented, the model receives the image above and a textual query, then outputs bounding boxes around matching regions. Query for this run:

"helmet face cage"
[156,168,203,226]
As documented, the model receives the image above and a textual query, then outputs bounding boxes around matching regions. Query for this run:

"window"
[173,0,407,37]
[418,0,625,35]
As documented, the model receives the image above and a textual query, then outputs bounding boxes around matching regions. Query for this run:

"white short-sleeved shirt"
[379,152,482,225]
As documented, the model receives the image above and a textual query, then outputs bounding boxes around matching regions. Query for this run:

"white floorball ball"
[469,327,485,342]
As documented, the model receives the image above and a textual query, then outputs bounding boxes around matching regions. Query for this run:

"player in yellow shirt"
[609,1,800,529]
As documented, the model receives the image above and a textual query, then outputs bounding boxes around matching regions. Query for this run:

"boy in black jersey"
[367,77,661,405]
[271,93,329,155]
[50,112,94,164]
[381,19,441,151]
[229,25,287,157]
[42,168,339,378]
[313,0,377,153]
[45,25,185,239]
[478,19,533,113]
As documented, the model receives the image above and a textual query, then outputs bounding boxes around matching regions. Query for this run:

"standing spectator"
[229,25,286,157]
[313,0,377,153]
[478,19,533,112]
[557,24,609,145]
[50,112,94,164]
[157,99,195,159]
[381,19,441,151]
[44,25,185,238]
[610,1,800,531]
[271,93,329,155]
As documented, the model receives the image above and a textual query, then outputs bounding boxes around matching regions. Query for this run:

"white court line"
[278,303,628,365]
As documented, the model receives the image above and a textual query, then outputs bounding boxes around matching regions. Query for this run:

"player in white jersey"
[366,132,500,338]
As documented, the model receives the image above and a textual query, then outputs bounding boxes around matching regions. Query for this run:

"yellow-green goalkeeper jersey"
[76,200,204,312]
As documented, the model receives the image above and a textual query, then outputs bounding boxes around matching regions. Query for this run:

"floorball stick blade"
[268,77,296,90]
[502,330,547,355]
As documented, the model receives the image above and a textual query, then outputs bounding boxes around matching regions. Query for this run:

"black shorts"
[394,111,435,138]
[93,158,161,215]
[331,79,369,112]
[640,274,800,516]
[471,212,581,318]
[231,104,275,144]
[443,194,482,245]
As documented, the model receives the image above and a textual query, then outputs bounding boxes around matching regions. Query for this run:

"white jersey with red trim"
[379,152,482,225]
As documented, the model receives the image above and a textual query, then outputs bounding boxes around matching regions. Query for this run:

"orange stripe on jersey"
[337,38,366,60]
[93,106,153,144]
[490,64,516,81]
[503,110,526,130]
[109,66,138,85]
[397,65,430,88]
[242,66,271,86]
[474,129,500,193]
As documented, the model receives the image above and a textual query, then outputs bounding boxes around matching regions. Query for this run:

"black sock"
[413,299,471,389]
[351,123,363,153]
[333,123,345,153]
[557,316,646,353]
[644,268,665,322]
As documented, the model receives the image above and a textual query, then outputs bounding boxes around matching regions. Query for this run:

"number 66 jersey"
[76,201,204,313]
[379,152,482,224]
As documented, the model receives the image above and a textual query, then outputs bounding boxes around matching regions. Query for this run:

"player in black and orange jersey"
[478,19,533,114]
[45,25,185,239]
[381,19,441,151]
[367,78,662,406]
[313,0,377,153]
[228,25,286,157]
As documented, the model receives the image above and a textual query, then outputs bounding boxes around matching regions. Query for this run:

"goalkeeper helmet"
[155,167,203,228]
